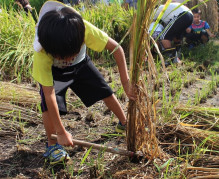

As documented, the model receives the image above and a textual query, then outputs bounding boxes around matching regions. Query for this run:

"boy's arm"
[42,85,74,147]
[105,37,136,100]
[206,29,215,38]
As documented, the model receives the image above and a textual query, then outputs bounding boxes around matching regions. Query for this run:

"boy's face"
[57,54,77,61]
[193,13,201,24]
[55,44,83,61]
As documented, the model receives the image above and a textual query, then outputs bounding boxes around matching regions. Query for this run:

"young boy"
[186,8,215,47]
[33,1,135,164]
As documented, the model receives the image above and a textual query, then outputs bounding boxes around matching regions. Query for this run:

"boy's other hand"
[123,80,136,101]
[186,27,191,33]
[57,131,74,147]
[210,34,216,38]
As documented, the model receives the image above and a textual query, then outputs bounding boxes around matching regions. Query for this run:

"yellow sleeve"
[84,20,109,52]
[32,50,54,86]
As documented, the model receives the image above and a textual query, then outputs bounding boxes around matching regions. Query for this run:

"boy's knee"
[103,94,114,102]
[161,40,172,49]
[201,35,209,43]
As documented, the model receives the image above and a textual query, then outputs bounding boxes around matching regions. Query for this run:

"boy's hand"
[123,80,136,101]
[210,34,216,38]
[186,27,191,33]
[57,131,74,147]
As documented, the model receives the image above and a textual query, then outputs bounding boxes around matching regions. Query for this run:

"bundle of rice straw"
[127,0,170,160]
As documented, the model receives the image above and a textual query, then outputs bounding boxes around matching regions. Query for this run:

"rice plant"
[0,7,35,81]
[81,2,133,59]
[127,0,166,160]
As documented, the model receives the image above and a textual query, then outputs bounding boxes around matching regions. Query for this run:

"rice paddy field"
[0,1,219,178]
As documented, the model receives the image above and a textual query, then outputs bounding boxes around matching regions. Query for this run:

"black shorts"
[161,12,193,41]
[40,55,113,115]
[185,30,209,44]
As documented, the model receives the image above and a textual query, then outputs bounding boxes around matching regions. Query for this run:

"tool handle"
[51,134,135,157]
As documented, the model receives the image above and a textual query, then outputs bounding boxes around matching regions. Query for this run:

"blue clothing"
[125,0,137,9]
[186,20,210,45]
[189,20,210,34]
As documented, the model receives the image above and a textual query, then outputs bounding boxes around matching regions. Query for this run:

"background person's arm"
[206,29,215,38]
[186,27,192,33]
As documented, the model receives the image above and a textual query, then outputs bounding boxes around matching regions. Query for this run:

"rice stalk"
[158,124,219,151]
[175,106,219,116]
[127,0,166,160]
[174,106,219,130]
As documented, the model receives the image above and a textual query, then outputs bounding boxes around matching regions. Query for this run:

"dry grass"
[127,0,168,160]
[0,82,39,105]
[0,82,41,124]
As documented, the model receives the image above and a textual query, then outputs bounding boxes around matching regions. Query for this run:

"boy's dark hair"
[192,8,201,14]
[38,7,85,59]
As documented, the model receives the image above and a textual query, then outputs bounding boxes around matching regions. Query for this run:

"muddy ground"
[0,51,219,178]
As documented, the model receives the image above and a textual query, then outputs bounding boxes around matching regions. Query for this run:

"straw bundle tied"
[127,0,168,160]
[0,82,41,123]
[0,82,39,105]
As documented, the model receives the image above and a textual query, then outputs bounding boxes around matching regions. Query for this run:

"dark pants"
[186,30,209,45]
[40,56,113,115]
[161,12,193,41]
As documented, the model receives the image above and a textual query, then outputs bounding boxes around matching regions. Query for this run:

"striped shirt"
[190,20,210,34]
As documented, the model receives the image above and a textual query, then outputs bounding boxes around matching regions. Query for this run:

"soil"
[0,58,219,178]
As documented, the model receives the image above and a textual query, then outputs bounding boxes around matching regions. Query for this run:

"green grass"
[0,7,35,81]
[182,41,219,68]
[0,3,132,81]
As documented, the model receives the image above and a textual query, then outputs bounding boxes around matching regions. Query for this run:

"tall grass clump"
[81,2,133,58]
[29,0,47,13]
[0,0,46,13]
[182,41,219,66]
[0,0,14,7]
[127,0,167,160]
[0,7,35,81]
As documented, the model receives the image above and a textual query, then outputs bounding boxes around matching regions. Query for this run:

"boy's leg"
[103,94,126,125]
[161,39,172,49]
[200,30,209,44]
[41,109,70,165]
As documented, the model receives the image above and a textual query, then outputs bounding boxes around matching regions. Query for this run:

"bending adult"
[154,2,193,64]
